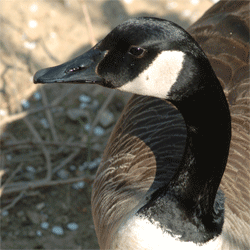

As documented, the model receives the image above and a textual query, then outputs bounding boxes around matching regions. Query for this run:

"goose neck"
[169,81,231,215]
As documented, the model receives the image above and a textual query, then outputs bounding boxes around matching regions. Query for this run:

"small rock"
[36,230,42,237]
[26,166,36,173]
[0,109,7,116]
[123,0,133,3]
[33,91,42,101]
[182,9,191,18]
[88,161,98,170]
[99,110,115,127]
[28,20,38,28]
[67,222,79,231]
[6,154,12,161]
[26,210,40,225]
[2,210,9,217]
[52,226,64,236]
[36,202,45,210]
[66,108,89,121]
[87,158,101,170]
[94,126,105,136]
[92,143,102,151]
[21,99,30,109]
[190,0,199,5]
[40,118,49,129]
[94,157,102,166]
[24,41,36,50]
[84,123,91,132]
[89,99,99,111]
[69,165,76,171]
[167,1,178,10]
[30,3,38,12]
[50,32,57,39]
[79,103,88,109]
[57,169,69,179]
[79,162,91,171]
[78,163,88,171]
[40,222,49,230]
[79,94,91,103]
[72,181,85,190]
[79,158,101,171]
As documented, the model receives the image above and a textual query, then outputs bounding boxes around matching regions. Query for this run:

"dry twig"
[40,87,59,142]
[52,148,81,174]
[0,163,23,196]
[0,104,58,128]
[1,175,94,196]
[89,90,116,137]
[1,191,41,212]
[1,191,26,212]
[3,139,102,151]
[23,117,52,182]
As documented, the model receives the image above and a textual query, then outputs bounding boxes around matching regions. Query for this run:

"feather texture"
[187,1,250,249]
[91,1,250,249]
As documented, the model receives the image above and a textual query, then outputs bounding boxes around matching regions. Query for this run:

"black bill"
[33,48,105,84]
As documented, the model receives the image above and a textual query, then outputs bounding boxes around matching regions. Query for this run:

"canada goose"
[33,0,250,249]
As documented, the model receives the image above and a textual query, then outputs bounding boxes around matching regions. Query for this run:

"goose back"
[91,1,250,249]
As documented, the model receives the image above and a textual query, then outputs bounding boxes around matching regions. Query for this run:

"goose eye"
[128,46,145,57]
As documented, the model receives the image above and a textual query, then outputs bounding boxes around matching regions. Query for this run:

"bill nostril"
[65,65,88,74]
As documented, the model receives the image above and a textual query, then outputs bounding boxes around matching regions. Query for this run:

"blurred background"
[0,0,216,249]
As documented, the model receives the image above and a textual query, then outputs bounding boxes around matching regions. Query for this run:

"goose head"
[34,17,209,103]
[34,17,231,249]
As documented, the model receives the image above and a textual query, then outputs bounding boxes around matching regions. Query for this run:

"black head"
[34,17,210,101]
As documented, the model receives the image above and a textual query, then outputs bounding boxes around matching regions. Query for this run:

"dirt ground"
[0,0,214,249]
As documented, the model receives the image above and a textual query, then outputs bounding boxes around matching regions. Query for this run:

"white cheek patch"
[118,50,185,99]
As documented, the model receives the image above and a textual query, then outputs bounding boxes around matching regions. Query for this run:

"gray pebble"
[67,222,79,231]
[99,110,115,127]
[21,99,30,109]
[94,126,105,136]
[33,92,42,101]
[52,226,64,235]
[79,94,91,103]
[57,169,69,179]
[72,181,85,190]
[40,222,49,230]
[36,230,42,237]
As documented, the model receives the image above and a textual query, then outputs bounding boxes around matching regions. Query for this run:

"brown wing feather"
[92,1,250,249]
[92,97,186,248]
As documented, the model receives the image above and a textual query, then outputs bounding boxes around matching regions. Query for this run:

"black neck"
[169,75,231,220]
[138,74,231,243]
[137,54,231,242]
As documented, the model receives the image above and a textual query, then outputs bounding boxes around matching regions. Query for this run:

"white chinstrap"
[118,51,185,99]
